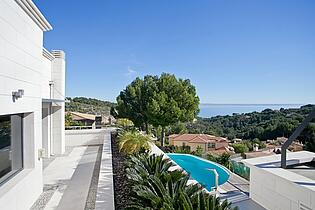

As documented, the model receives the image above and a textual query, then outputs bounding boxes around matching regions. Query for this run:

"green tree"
[232,143,249,154]
[65,113,73,126]
[147,73,200,146]
[303,123,315,152]
[195,146,204,157]
[116,76,157,133]
[169,122,188,135]
[207,153,231,169]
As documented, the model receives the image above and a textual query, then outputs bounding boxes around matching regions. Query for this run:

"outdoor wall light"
[12,89,24,102]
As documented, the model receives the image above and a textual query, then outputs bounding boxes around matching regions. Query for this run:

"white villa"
[0,0,66,209]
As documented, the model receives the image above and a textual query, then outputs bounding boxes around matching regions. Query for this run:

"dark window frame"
[0,114,24,186]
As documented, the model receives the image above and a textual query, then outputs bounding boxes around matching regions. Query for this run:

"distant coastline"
[200,103,302,106]
[198,103,304,118]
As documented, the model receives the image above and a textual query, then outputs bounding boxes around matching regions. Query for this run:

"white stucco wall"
[243,152,315,210]
[41,53,53,99]
[0,0,65,209]
[249,166,315,210]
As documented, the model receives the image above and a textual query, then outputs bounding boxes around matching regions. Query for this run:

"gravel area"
[30,184,60,210]
[111,132,131,210]
[85,145,103,210]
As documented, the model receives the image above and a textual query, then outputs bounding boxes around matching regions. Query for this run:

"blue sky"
[35,0,315,104]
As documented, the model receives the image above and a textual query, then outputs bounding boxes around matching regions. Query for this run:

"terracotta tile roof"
[169,134,227,143]
[188,136,210,143]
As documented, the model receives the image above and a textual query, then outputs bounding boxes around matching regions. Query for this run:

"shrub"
[118,131,151,154]
[125,153,238,210]
[116,118,134,130]
[232,143,249,154]
[207,153,231,169]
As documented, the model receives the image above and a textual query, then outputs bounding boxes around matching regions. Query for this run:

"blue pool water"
[167,153,230,191]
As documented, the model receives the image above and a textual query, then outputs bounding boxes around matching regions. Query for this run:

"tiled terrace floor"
[31,129,114,210]
[220,173,266,210]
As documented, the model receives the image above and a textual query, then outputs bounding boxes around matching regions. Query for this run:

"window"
[0,114,23,184]
[208,142,215,149]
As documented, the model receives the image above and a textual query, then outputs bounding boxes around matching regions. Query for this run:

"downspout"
[49,81,54,156]
[281,107,315,168]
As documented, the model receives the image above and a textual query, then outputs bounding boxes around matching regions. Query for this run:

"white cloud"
[125,66,137,77]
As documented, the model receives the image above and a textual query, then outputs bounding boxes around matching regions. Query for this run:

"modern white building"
[0,0,66,209]
[243,151,315,210]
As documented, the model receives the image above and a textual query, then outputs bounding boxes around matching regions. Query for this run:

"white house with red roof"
[169,134,229,154]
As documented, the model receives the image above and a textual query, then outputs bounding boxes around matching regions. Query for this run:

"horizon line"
[199,103,307,106]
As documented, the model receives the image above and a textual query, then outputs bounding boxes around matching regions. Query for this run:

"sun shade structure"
[281,107,315,168]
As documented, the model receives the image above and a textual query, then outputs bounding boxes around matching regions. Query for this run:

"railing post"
[207,168,219,192]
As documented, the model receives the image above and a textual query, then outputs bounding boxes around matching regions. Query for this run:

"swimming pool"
[167,153,230,191]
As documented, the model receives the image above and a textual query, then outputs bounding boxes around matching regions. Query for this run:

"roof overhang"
[42,98,65,107]
[15,0,53,31]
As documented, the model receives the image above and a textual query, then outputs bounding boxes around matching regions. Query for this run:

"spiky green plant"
[125,153,238,210]
[118,131,151,154]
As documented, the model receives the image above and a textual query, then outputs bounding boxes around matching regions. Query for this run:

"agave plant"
[118,131,151,154]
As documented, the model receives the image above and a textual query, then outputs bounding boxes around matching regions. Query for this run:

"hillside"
[65,97,116,115]
[186,104,315,145]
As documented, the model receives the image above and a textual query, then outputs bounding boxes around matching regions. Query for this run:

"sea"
[198,104,303,118]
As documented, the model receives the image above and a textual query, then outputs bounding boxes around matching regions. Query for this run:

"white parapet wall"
[243,151,315,210]
[65,129,108,147]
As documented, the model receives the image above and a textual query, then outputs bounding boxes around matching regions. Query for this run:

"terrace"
[27,127,258,210]
[31,129,115,210]
[25,122,315,210]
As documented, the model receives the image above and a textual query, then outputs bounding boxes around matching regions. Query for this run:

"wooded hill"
[186,104,315,146]
[65,97,116,115]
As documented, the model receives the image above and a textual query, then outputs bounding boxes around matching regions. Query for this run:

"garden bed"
[111,132,131,210]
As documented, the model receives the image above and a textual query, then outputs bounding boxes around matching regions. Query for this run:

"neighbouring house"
[232,138,243,143]
[67,111,98,127]
[0,1,66,209]
[266,137,304,153]
[102,114,116,125]
[169,134,229,153]
[67,111,116,128]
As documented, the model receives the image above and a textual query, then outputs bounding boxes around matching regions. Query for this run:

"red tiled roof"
[169,134,227,143]
[188,136,211,143]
